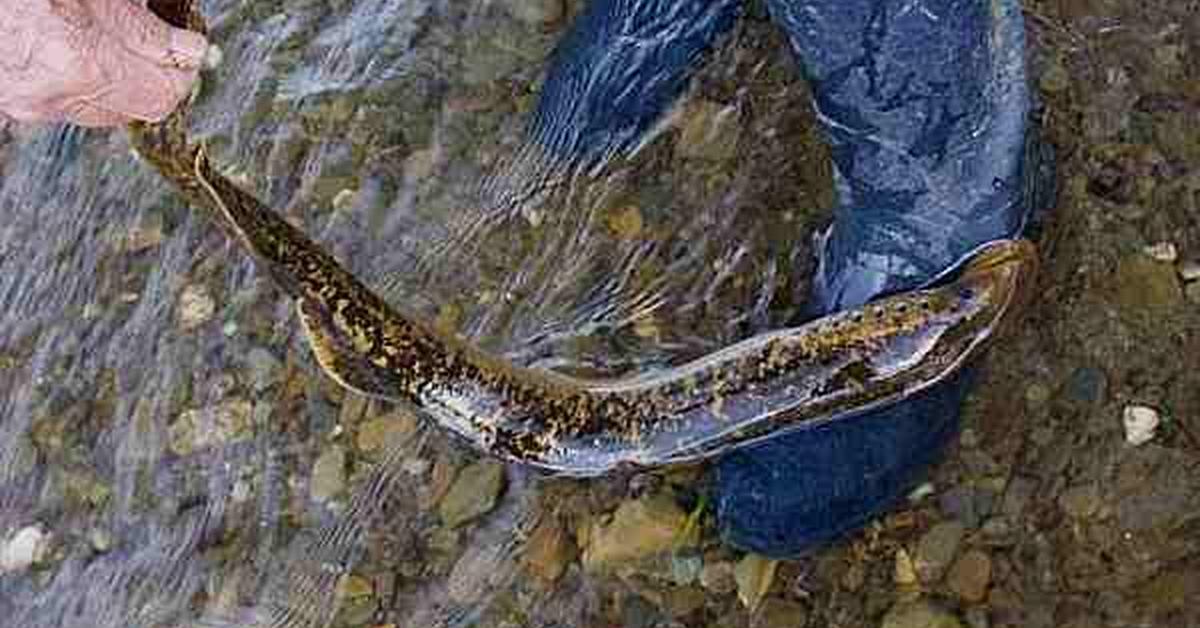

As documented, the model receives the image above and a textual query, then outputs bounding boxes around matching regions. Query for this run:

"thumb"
[94,0,208,70]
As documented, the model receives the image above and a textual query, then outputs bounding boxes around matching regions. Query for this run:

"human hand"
[0,0,208,127]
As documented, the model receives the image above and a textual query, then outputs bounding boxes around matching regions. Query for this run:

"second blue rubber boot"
[714,0,1041,556]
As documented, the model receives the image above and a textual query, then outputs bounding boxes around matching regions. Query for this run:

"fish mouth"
[956,239,1040,329]
[959,239,1038,280]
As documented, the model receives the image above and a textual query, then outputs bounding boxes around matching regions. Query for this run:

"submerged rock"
[946,549,993,603]
[169,399,253,456]
[914,521,966,584]
[177,282,217,330]
[733,553,778,610]
[0,525,50,573]
[582,492,690,572]
[438,460,506,528]
[310,445,347,504]
[882,599,963,628]
[755,597,808,628]
[521,516,573,584]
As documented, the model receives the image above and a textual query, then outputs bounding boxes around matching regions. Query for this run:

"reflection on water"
[0,1,830,625]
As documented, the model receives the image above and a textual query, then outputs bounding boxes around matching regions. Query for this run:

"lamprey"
[129,1,1037,477]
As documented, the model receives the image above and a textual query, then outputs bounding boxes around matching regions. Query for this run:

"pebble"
[947,549,993,603]
[882,599,964,628]
[0,525,50,573]
[914,521,966,583]
[583,493,690,572]
[669,552,703,586]
[355,410,418,454]
[1059,483,1102,519]
[203,44,224,70]
[338,573,374,600]
[1000,476,1037,519]
[177,283,217,330]
[907,482,936,502]
[310,445,346,504]
[521,517,572,584]
[894,548,919,586]
[169,399,253,456]
[939,485,983,529]
[1024,381,1053,406]
[1143,241,1178,263]
[1038,57,1071,94]
[1066,366,1109,405]
[1122,404,1161,446]
[331,188,358,214]
[1187,282,1200,304]
[438,460,506,528]
[401,457,430,477]
[88,527,113,553]
[734,553,778,610]
[335,574,377,626]
[661,586,706,618]
[403,149,435,183]
[606,204,645,240]
[753,597,808,628]
[1179,260,1200,282]
[245,347,282,392]
[699,560,737,595]
[841,561,866,591]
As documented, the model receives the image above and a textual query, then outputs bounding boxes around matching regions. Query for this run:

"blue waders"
[530,0,1044,557]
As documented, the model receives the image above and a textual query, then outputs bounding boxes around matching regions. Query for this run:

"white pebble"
[402,458,431,477]
[178,283,216,330]
[1143,241,1178,263]
[204,44,224,70]
[907,482,936,502]
[1179,261,1200,282]
[1123,404,1161,446]
[0,525,50,573]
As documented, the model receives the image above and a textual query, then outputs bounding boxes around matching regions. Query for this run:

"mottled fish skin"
[129,0,1037,478]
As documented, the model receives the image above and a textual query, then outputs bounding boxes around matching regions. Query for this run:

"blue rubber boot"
[714,0,1043,556]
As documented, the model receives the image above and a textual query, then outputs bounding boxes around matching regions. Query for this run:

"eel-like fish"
[129,0,1036,477]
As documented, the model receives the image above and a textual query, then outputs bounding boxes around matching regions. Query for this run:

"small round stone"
[1123,404,1161,446]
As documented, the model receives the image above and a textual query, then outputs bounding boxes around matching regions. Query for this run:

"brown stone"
[947,549,993,603]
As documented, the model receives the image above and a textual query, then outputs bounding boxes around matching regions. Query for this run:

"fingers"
[0,0,206,127]
[62,100,130,127]
[83,0,205,123]
[94,0,208,71]
[85,55,199,122]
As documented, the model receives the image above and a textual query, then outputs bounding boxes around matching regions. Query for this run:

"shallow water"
[0,1,830,626]
[4,1,1200,627]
